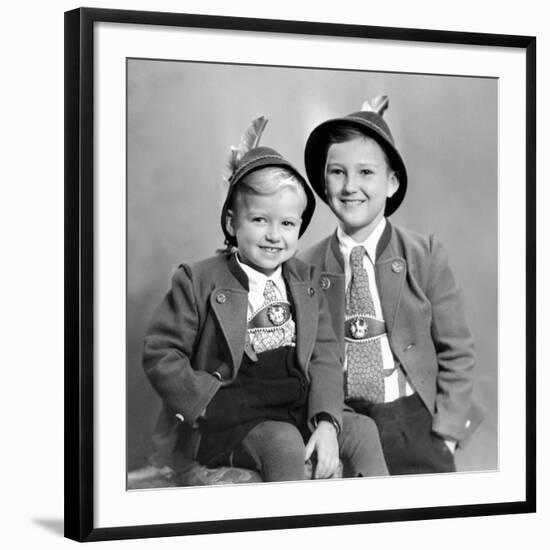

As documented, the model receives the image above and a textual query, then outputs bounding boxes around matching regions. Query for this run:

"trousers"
[350,393,456,475]
[231,410,388,482]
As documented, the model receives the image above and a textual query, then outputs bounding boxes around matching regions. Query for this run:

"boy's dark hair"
[323,124,394,175]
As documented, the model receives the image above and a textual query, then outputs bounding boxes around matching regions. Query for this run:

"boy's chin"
[248,258,287,276]
[341,219,382,240]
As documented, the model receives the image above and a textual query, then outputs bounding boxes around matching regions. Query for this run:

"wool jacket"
[143,253,344,462]
[299,221,484,445]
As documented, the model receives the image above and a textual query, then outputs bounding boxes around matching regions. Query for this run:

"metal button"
[465,419,472,429]
[307,287,315,296]
[175,413,184,423]
[216,293,226,304]
[404,343,415,351]
[391,261,403,273]
[319,276,331,290]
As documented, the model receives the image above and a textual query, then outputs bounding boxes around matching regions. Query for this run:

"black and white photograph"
[59,5,539,545]
[126,60,498,490]
[4,0,548,548]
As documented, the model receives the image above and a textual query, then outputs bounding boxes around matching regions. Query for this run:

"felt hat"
[221,118,315,247]
[304,96,407,217]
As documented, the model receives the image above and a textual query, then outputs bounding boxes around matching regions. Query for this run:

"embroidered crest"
[350,317,369,340]
[267,304,286,326]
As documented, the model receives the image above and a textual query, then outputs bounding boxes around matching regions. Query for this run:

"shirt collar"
[336,217,387,263]
[235,253,285,296]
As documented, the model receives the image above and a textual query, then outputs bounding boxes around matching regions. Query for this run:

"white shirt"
[235,255,288,320]
[337,219,414,402]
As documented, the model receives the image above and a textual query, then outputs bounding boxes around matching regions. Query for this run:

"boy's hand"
[304,421,339,479]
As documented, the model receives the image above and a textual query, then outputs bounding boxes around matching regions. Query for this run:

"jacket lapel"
[323,233,346,343]
[209,255,250,375]
[284,260,317,374]
[375,223,406,337]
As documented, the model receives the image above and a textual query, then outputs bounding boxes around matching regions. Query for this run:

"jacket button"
[216,293,226,304]
[319,276,331,290]
[307,287,315,296]
[391,261,403,273]
[175,413,184,423]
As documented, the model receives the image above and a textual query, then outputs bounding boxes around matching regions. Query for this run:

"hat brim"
[304,117,407,217]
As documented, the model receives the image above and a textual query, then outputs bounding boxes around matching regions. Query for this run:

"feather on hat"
[219,116,315,249]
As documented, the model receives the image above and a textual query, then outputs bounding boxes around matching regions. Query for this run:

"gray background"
[127,58,497,473]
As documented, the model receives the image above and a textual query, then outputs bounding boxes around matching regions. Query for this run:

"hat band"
[229,154,287,182]
[345,115,395,145]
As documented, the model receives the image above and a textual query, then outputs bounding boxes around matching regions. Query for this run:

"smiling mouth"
[259,246,283,253]
[340,199,366,206]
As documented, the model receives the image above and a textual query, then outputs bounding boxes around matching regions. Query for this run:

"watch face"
[267,304,286,326]
[350,317,369,339]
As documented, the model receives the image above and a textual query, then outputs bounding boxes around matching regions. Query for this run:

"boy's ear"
[225,209,236,237]
[386,172,400,198]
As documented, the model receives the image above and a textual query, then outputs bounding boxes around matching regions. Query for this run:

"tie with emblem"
[248,279,295,354]
[345,245,386,403]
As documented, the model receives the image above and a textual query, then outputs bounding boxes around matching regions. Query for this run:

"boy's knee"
[267,421,304,451]
[248,420,304,451]
[343,412,379,439]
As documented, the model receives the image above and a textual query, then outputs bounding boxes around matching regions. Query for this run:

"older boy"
[300,97,483,474]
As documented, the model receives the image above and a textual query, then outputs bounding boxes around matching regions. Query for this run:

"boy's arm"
[143,266,221,426]
[426,235,477,445]
[306,277,345,431]
[304,273,345,477]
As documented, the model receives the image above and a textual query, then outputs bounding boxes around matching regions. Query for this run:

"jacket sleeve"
[143,266,221,426]
[306,271,345,431]
[427,236,477,443]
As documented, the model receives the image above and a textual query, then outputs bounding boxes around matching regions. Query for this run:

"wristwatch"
[313,412,341,435]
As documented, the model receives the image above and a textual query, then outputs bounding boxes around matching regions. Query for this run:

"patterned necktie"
[263,279,278,303]
[345,245,385,403]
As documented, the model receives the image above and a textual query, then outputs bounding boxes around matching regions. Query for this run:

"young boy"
[300,97,484,474]
[142,119,388,482]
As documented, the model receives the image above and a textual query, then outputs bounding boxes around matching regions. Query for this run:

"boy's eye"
[282,220,297,227]
[252,217,267,223]
[328,167,344,176]
[359,168,373,176]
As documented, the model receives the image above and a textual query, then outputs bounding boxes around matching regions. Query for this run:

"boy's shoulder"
[389,223,443,259]
[185,254,227,271]
[171,254,235,292]
[176,254,318,285]
[175,254,227,277]
[297,223,443,266]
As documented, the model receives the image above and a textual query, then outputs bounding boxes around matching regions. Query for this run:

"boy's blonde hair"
[220,145,316,250]
[218,166,308,255]
[231,166,308,214]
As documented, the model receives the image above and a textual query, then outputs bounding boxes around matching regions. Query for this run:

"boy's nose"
[265,224,281,241]
[342,174,359,193]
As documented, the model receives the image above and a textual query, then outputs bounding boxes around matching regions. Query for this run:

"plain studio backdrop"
[126,59,497,474]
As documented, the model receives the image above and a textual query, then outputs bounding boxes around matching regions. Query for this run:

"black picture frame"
[65,7,536,542]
